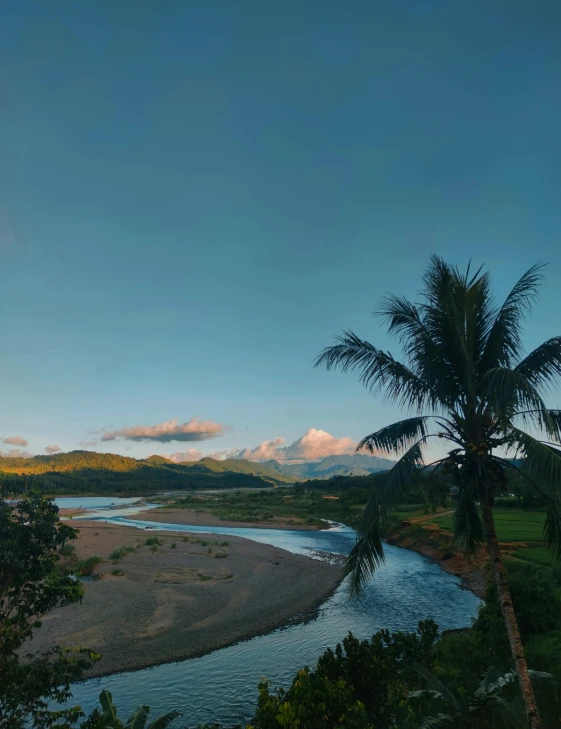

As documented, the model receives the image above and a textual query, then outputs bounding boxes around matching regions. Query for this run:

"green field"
[428,509,546,542]
[511,545,558,568]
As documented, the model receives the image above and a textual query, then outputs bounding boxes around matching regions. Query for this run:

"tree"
[0,487,98,728]
[315,257,561,729]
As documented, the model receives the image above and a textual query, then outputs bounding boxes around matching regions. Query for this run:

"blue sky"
[1,0,560,463]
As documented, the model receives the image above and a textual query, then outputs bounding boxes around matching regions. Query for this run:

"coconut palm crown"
[315,257,561,594]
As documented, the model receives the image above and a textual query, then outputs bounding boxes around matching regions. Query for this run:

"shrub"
[170,542,176,549]
[145,536,162,546]
[214,552,227,559]
[109,546,135,562]
[72,556,102,577]
[59,544,75,558]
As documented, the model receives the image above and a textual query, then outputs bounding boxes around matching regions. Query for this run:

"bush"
[74,556,102,576]
[145,536,162,546]
[59,544,75,558]
[109,546,135,562]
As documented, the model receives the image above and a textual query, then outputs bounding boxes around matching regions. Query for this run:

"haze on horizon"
[1,1,560,464]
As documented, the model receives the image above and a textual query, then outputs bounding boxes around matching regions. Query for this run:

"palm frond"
[452,480,485,555]
[314,330,439,411]
[357,417,432,455]
[480,263,545,370]
[544,498,561,562]
[345,441,426,595]
[515,336,561,392]
[343,521,385,597]
[509,426,561,490]
[479,367,548,420]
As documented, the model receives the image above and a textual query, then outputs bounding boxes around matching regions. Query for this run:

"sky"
[1,0,560,464]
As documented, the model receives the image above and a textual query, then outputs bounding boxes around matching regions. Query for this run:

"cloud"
[101,417,224,443]
[79,439,99,449]
[235,428,358,463]
[0,448,33,458]
[163,448,204,463]
[45,445,61,454]
[164,428,381,465]
[3,435,28,446]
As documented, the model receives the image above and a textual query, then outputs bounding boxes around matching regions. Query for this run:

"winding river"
[59,498,481,726]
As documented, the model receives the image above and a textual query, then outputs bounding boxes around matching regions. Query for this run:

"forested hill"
[0,450,294,494]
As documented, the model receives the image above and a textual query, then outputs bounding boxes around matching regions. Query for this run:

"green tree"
[316,257,561,729]
[0,487,97,728]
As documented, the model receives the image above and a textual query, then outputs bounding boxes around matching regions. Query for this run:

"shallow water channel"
[60,498,481,726]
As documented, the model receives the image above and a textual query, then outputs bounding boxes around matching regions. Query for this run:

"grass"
[61,556,102,577]
[110,546,135,562]
[429,509,546,542]
[198,573,213,581]
[214,552,228,559]
[145,536,163,546]
[511,546,558,568]
[111,568,124,576]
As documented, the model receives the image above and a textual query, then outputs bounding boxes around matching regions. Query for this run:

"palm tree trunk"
[481,491,541,729]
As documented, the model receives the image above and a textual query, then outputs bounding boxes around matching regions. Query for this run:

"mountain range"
[0,450,395,494]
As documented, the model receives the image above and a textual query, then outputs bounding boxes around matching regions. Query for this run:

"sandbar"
[29,520,342,676]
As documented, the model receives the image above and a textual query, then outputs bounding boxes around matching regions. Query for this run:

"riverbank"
[29,520,342,676]
[385,520,487,597]
[127,506,329,530]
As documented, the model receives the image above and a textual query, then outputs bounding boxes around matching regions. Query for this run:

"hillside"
[0,451,289,494]
[270,453,394,479]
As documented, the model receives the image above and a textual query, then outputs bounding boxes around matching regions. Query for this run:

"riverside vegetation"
[2,487,561,729]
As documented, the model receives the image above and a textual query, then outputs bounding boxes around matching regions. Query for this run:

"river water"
[58,498,481,726]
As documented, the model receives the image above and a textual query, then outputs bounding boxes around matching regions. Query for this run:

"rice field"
[428,509,546,543]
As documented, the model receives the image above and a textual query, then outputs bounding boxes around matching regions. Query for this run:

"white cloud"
[0,448,33,459]
[235,428,358,463]
[45,445,61,454]
[3,435,28,447]
[164,448,204,463]
[101,417,225,443]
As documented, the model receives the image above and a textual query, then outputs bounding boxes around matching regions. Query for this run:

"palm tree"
[315,257,561,729]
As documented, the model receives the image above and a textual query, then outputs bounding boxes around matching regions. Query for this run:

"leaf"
[357,417,431,455]
[480,263,545,371]
[510,427,561,489]
[515,336,561,392]
[314,330,439,411]
[125,705,150,729]
[146,710,181,729]
[99,690,120,726]
[543,500,561,562]
[411,661,467,715]
[343,521,385,597]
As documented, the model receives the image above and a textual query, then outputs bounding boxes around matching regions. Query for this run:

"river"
[58,498,481,726]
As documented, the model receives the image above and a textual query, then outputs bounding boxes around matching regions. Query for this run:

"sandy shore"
[29,520,342,676]
[128,506,328,530]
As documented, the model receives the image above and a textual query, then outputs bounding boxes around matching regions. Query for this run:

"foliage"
[110,546,135,562]
[253,621,439,729]
[80,690,180,729]
[410,663,553,728]
[0,487,98,728]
